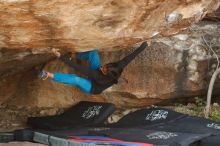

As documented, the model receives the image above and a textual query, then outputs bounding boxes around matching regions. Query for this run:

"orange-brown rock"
[1,19,220,109]
[0,0,219,51]
[0,1,220,110]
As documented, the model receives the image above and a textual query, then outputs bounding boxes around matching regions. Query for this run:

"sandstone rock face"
[0,1,220,109]
[0,0,219,51]
[1,20,220,109]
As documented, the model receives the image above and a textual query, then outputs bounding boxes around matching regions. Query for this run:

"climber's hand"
[52,48,61,58]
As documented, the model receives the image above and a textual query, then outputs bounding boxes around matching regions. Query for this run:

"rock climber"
[39,41,148,95]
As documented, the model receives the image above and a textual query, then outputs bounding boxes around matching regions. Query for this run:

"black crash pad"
[111,107,220,146]
[199,135,220,146]
[146,116,220,135]
[113,107,186,127]
[87,128,211,146]
[27,101,115,130]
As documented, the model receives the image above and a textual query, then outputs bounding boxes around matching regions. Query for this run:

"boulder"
[1,20,220,108]
[0,0,219,50]
[0,1,219,109]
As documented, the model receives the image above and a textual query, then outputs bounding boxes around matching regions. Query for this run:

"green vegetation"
[210,107,220,122]
[171,97,220,122]
[194,96,205,107]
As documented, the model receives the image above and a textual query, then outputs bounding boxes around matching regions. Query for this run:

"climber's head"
[100,63,122,82]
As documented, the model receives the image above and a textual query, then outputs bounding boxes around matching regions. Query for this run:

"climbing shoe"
[38,70,49,80]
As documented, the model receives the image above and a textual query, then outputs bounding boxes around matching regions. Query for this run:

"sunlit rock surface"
[1,20,220,109]
[0,0,219,51]
[0,1,219,109]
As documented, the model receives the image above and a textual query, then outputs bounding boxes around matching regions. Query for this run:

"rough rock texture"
[1,19,220,109]
[0,0,219,51]
[0,1,220,109]
[0,2,220,133]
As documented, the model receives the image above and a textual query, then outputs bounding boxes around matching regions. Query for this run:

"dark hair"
[105,63,123,83]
